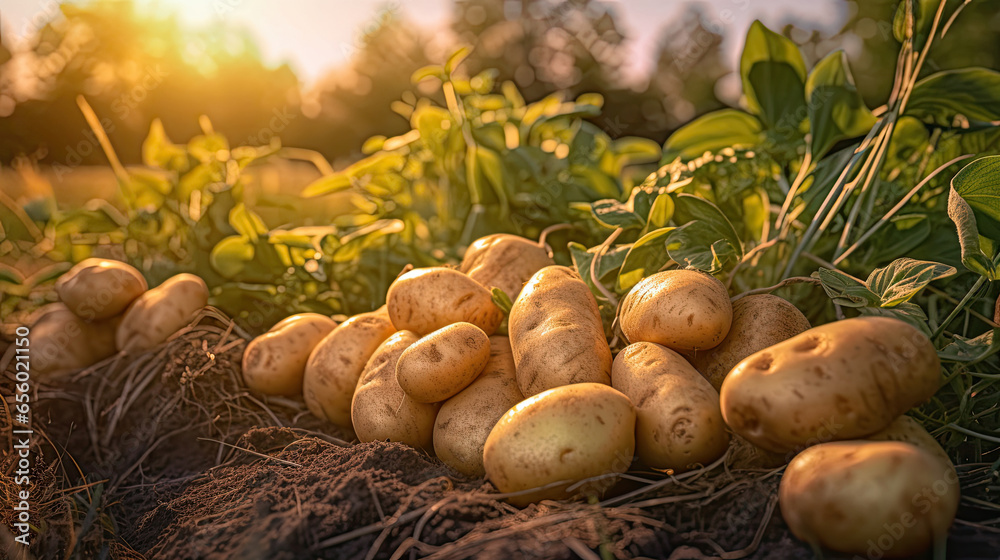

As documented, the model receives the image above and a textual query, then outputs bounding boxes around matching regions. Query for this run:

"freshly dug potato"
[619,269,733,352]
[867,416,954,475]
[242,313,337,396]
[460,234,555,300]
[352,331,440,451]
[433,336,523,477]
[396,322,490,403]
[688,294,811,391]
[116,273,209,354]
[779,441,959,557]
[386,268,503,335]
[508,266,612,396]
[29,304,119,377]
[484,383,635,506]
[303,306,396,428]
[721,316,941,453]
[56,258,148,320]
[612,342,729,472]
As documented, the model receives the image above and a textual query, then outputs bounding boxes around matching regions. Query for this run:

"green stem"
[931,275,987,339]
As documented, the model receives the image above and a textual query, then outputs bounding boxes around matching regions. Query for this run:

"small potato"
[460,234,555,300]
[779,441,959,557]
[242,313,338,396]
[721,317,941,453]
[619,270,733,352]
[612,342,729,472]
[434,336,524,477]
[303,306,396,428]
[688,294,811,390]
[387,267,503,335]
[29,303,119,377]
[116,273,209,354]
[352,331,440,451]
[508,266,612,396]
[867,416,954,475]
[56,258,147,320]
[484,383,635,506]
[396,322,490,403]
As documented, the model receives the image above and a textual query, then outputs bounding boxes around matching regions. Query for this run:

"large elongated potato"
[484,383,635,506]
[303,307,396,428]
[779,441,959,558]
[56,258,148,320]
[688,294,811,390]
[396,322,490,403]
[352,331,440,451]
[386,268,503,335]
[434,336,524,477]
[612,342,729,472]
[721,317,941,453]
[619,270,732,352]
[29,304,119,377]
[242,313,337,396]
[508,266,611,396]
[116,273,209,354]
[460,234,554,300]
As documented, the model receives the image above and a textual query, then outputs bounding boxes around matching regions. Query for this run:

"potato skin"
[352,331,440,451]
[460,234,554,300]
[56,258,148,320]
[619,270,733,352]
[612,342,729,471]
[779,441,959,557]
[720,317,941,453]
[303,306,396,428]
[387,268,503,335]
[29,303,119,377]
[688,294,811,391]
[242,313,337,396]
[116,273,209,354]
[396,322,490,403]
[434,336,524,477]
[867,416,954,475]
[508,266,612,396]
[483,383,635,506]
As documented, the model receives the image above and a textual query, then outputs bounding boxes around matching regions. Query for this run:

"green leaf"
[865,258,957,307]
[476,146,509,218]
[664,194,743,273]
[444,47,471,75]
[585,199,644,230]
[0,263,24,285]
[569,242,630,296]
[858,303,931,336]
[948,156,1000,278]
[805,50,876,158]
[812,268,880,307]
[892,0,944,48]
[301,173,352,197]
[661,109,762,163]
[142,118,188,171]
[739,21,807,131]
[210,235,255,279]
[332,219,405,263]
[907,68,1000,126]
[617,227,674,291]
[645,193,675,230]
[411,65,445,83]
[228,203,267,242]
[939,329,1000,364]
[491,287,513,315]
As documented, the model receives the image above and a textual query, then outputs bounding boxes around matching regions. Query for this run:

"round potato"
[508,266,612,396]
[619,269,733,352]
[433,336,524,477]
[720,316,941,453]
[242,313,337,396]
[460,233,554,300]
[484,383,635,506]
[867,416,954,475]
[56,258,148,320]
[612,342,729,472]
[352,331,440,451]
[29,303,119,377]
[303,306,396,428]
[396,322,490,403]
[780,441,959,558]
[386,267,503,335]
[688,294,811,390]
[116,273,209,354]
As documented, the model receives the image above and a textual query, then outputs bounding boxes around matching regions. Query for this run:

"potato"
[386,267,503,335]
[867,416,954,475]
[116,273,209,354]
[396,322,490,403]
[433,336,523,477]
[352,331,440,451]
[29,303,119,377]
[619,269,733,352]
[56,258,148,320]
[720,316,941,453]
[460,234,554,300]
[612,342,729,472]
[303,306,396,428]
[687,294,810,391]
[779,441,959,557]
[242,313,337,396]
[508,266,611,396]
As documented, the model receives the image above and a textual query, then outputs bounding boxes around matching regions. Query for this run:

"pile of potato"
[29,258,209,377]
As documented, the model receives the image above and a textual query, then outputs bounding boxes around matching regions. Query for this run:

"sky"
[0,0,848,85]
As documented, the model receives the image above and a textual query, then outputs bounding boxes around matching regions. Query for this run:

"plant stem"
[932,275,988,339]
